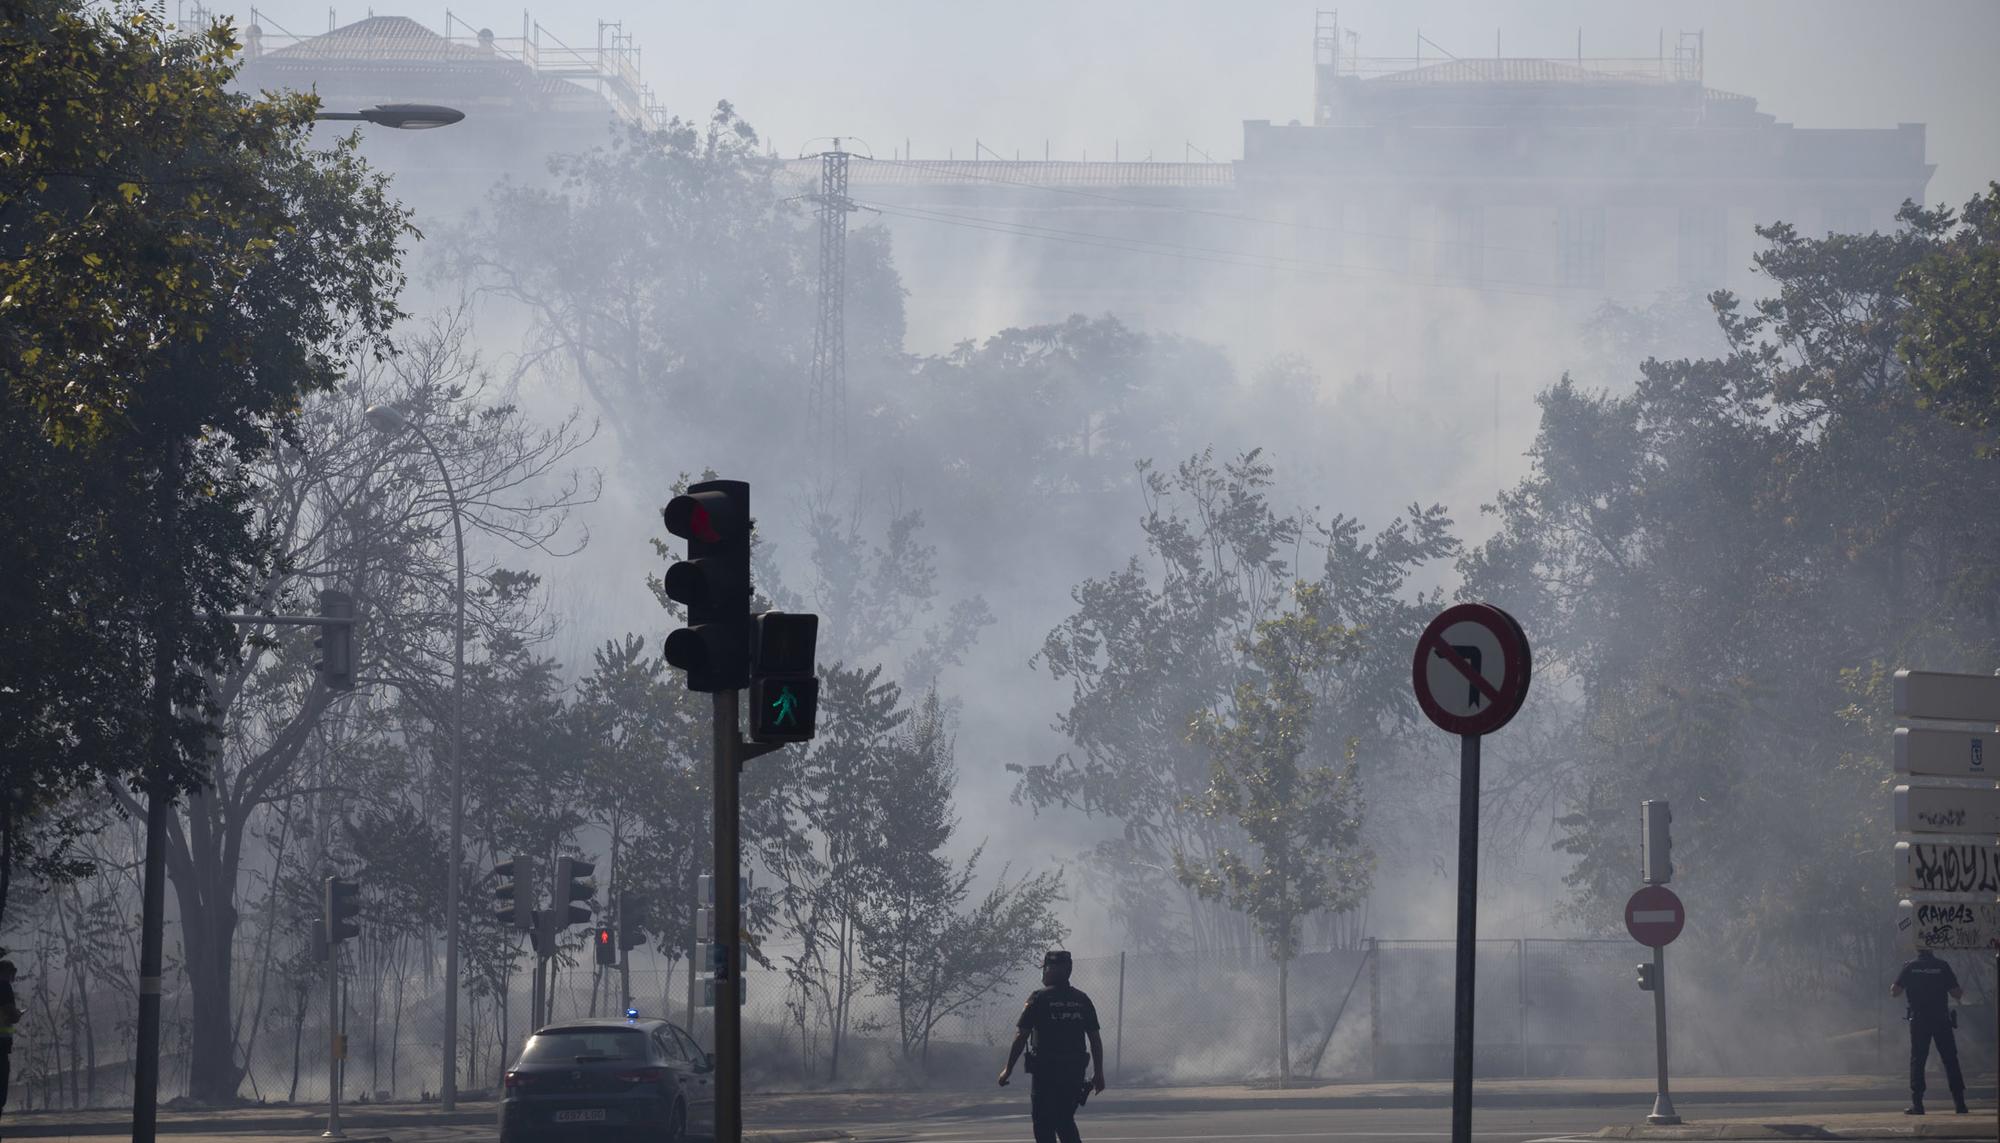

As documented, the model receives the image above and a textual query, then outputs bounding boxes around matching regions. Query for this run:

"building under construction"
[226,8,1932,357]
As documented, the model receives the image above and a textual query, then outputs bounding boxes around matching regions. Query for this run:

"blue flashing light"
[625,1007,640,1023]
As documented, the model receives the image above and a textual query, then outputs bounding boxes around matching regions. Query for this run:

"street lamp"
[315,103,465,130]
[365,403,468,1109]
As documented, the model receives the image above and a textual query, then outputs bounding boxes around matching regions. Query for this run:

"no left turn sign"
[1412,603,1532,737]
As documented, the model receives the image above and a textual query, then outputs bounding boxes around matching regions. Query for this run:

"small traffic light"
[323,876,361,946]
[618,891,648,951]
[315,590,356,691]
[595,926,617,966]
[493,855,536,929]
[660,480,752,693]
[749,611,819,743]
[1641,800,1673,885]
[554,856,596,927]
[1635,962,1657,991]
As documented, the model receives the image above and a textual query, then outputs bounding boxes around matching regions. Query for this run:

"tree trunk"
[1277,954,1291,1089]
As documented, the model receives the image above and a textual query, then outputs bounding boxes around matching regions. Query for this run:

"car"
[498,1014,717,1142]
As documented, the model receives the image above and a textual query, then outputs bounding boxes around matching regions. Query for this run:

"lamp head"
[364,404,408,434]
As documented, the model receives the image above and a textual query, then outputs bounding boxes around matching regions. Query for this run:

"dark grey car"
[498,1017,716,1143]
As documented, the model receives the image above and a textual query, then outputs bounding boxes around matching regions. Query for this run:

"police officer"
[999,950,1105,1143]
[1889,947,1967,1115]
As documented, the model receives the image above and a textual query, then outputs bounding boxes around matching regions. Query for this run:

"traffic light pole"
[324,943,344,1139]
[713,689,743,1143]
[1647,944,1678,1125]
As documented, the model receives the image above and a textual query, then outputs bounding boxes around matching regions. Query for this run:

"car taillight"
[613,1067,666,1084]
[504,1071,534,1089]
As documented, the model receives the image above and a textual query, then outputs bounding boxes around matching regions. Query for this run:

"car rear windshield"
[521,1028,648,1062]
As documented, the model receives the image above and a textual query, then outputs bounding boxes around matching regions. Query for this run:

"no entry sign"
[1626,885,1686,948]
[1412,603,1532,736]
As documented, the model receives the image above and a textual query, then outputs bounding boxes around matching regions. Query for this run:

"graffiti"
[1912,900,2000,950]
[1916,806,1970,828]
[1908,843,2000,894]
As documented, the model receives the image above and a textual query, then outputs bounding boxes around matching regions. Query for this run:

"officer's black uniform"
[1893,950,1965,1113]
[1017,980,1099,1143]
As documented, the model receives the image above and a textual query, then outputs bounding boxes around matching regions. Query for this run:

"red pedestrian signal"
[595,925,617,966]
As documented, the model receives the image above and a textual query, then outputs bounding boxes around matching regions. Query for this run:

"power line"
[855,198,1577,301]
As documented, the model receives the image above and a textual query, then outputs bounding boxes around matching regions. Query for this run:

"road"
[828,1098,1975,1143]
[359,1096,1990,1143]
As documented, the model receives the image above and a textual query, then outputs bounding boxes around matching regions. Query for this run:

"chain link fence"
[10,938,1989,1110]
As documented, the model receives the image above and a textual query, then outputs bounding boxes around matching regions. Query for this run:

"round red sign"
[1411,603,1532,736]
[1625,884,1685,948]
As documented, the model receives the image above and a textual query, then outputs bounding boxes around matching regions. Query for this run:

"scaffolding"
[200,4,669,129]
[1315,10,1705,124]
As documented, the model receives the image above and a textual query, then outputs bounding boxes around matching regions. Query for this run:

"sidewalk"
[1594,1110,1998,1140]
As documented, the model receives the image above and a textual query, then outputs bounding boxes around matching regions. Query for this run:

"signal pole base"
[1647,1093,1681,1126]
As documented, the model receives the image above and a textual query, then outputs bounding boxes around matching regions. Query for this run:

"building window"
[1438,205,1483,282]
[1559,206,1605,289]
[1677,206,1726,288]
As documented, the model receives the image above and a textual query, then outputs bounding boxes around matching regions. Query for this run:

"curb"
[749,1133,853,1143]
[1594,1127,1996,1141]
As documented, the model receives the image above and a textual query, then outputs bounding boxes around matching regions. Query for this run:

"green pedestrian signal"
[771,686,800,726]
[749,612,818,744]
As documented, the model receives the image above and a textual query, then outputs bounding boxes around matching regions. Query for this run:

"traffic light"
[1641,800,1673,885]
[749,611,819,743]
[618,891,648,951]
[1635,962,1657,991]
[595,926,617,966]
[493,855,536,929]
[315,589,356,691]
[323,876,361,946]
[554,856,596,927]
[660,480,752,693]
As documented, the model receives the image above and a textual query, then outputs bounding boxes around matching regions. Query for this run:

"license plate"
[554,1109,606,1123]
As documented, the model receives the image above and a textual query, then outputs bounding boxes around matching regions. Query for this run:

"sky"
[213,0,2000,206]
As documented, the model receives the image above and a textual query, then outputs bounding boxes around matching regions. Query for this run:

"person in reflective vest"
[1890,948,1967,1115]
[999,950,1105,1143]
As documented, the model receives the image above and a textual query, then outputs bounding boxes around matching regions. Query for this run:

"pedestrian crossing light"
[595,925,617,966]
[1635,962,1657,991]
[749,611,818,744]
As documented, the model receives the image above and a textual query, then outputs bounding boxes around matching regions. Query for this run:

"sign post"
[1890,667,2000,1105]
[1411,603,1532,1143]
[1625,883,1685,1125]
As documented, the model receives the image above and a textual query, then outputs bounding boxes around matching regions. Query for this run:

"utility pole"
[807,140,857,467]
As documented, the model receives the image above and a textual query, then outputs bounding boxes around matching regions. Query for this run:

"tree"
[0,1,409,921]
[1462,197,2000,1005]
[1176,583,1371,1085]
[1019,449,1448,953]
[114,314,592,1103]
[444,103,904,468]
[856,690,1066,1065]
[1902,183,2000,442]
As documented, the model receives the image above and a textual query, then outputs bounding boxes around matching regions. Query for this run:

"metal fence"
[9,938,1992,1110]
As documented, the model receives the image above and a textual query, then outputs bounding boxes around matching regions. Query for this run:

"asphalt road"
[828,1097,1981,1143]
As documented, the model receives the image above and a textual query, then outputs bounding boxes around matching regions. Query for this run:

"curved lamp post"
[366,404,468,1109]
[128,98,468,1143]
[315,103,466,129]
